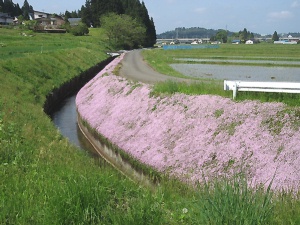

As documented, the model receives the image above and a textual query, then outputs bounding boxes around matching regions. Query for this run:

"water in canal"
[51,95,102,159]
[50,95,156,188]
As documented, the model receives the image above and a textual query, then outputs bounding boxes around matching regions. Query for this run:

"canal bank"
[77,114,156,188]
[44,57,115,116]
[46,55,158,189]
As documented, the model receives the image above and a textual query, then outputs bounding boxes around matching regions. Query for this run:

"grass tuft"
[200,172,274,224]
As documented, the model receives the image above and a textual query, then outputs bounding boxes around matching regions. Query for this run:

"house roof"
[33,10,49,15]
[68,18,81,23]
[0,12,13,19]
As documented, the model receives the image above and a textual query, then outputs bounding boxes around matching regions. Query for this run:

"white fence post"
[232,82,237,99]
[224,80,300,99]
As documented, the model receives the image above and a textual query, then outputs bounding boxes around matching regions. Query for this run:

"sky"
[13,0,300,35]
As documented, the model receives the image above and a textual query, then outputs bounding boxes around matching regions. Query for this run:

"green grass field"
[0,28,112,60]
[147,43,300,61]
[1,27,300,224]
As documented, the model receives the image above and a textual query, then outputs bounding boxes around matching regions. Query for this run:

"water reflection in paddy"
[171,63,300,82]
[175,58,300,66]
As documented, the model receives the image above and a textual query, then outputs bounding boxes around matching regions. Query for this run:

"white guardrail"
[224,80,300,99]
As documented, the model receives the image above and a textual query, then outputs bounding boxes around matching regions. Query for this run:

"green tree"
[100,12,146,49]
[13,3,22,17]
[215,29,228,43]
[87,0,123,27]
[23,19,38,30]
[272,31,279,41]
[17,14,24,24]
[237,28,255,43]
[239,28,248,43]
[21,0,33,20]
[121,0,156,47]
[64,10,80,19]
[0,0,4,12]
[0,0,22,16]
[210,35,216,42]
[3,0,13,13]
[64,10,71,20]
[81,0,92,26]
[139,2,156,47]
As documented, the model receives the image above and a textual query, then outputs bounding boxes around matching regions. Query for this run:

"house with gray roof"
[0,12,13,25]
[68,18,81,26]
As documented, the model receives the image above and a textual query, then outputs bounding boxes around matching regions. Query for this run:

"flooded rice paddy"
[171,58,300,82]
[175,58,300,66]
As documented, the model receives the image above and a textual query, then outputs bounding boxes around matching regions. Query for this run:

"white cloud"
[291,1,300,8]
[194,7,206,14]
[268,11,293,20]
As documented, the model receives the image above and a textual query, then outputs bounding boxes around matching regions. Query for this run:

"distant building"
[279,35,300,43]
[246,40,254,44]
[211,41,221,44]
[30,11,49,20]
[0,13,14,25]
[35,16,64,28]
[191,39,202,44]
[28,11,65,31]
[274,40,297,44]
[68,18,81,26]
[232,39,241,44]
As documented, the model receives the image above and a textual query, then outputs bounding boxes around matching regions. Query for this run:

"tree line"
[210,28,255,43]
[77,0,156,48]
[158,27,259,43]
[159,26,300,44]
[0,0,33,18]
[158,27,220,39]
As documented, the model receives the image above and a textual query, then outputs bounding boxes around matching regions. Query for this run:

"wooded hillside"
[80,0,156,47]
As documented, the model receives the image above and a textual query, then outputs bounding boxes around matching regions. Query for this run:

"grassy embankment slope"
[1,27,300,224]
[0,28,171,224]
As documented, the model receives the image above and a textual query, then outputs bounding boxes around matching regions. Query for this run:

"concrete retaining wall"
[77,115,155,189]
[44,57,114,116]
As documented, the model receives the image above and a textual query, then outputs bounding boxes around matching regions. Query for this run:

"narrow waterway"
[51,95,104,160]
[50,95,157,189]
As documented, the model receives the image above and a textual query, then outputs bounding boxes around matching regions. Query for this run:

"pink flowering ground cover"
[76,55,300,191]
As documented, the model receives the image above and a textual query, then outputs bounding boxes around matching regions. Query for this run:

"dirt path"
[119,49,191,84]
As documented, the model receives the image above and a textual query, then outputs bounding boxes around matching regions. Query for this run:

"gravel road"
[119,49,191,84]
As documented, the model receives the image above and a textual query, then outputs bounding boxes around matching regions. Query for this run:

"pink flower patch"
[76,55,300,191]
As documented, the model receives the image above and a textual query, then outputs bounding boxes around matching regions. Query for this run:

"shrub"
[70,23,89,36]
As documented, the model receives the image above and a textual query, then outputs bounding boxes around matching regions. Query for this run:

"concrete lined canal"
[49,56,158,188]
[51,95,100,157]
